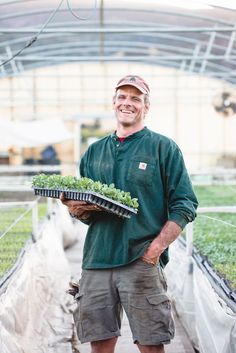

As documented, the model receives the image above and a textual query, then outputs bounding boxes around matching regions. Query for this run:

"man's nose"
[123,98,131,105]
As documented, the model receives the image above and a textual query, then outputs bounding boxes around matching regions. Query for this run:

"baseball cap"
[115,75,150,94]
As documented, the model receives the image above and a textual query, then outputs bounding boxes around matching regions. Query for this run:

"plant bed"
[32,174,139,219]
[0,203,48,279]
[193,185,236,291]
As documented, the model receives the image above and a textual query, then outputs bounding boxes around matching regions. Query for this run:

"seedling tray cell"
[33,187,137,219]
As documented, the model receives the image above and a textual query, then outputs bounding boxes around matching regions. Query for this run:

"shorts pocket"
[74,293,120,343]
[146,293,172,325]
[128,292,170,312]
[128,292,175,344]
[146,293,175,339]
[146,293,170,306]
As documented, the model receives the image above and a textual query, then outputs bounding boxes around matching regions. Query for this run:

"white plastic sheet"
[0,217,76,353]
[165,240,236,353]
[194,263,236,353]
[55,200,80,249]
[0,119,72,148]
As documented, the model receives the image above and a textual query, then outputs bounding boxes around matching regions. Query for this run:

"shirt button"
[116,144,119,147]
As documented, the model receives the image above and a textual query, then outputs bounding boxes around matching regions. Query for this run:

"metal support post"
[32,201,38,242]
[47,197,53,218]
[74,121,81,168]
[186,221,193,256]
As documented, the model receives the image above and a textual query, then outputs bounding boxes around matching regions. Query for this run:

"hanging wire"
[0,0,65,68]
[33,0,65,38]
[199,214,236,228]
[66,0,97,20]
[0,0,98,68]
[0,205,32,241]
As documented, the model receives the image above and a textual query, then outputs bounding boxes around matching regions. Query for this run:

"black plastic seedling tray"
[33,187,137,219]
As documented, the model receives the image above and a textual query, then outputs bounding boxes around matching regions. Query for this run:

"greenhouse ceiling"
[1,0,236,84]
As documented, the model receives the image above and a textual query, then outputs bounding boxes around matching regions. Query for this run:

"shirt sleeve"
[79,150,88,177]
[163,142,198,229]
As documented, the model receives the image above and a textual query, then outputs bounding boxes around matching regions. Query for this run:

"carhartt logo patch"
[139,162,147,170]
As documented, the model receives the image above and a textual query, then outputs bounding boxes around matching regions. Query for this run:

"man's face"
[113,85,149,128]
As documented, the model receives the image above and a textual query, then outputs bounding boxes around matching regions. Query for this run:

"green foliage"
[193,185,236,290]
[32,174,139,210]
[193,184,236,206]
[0,203,47,278]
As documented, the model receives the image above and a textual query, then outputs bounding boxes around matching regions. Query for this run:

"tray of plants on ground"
[32,174,139,219]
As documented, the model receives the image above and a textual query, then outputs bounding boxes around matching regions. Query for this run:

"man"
[61,75,198,353]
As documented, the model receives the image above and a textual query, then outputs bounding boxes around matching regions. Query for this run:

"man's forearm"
[142,220,182,264]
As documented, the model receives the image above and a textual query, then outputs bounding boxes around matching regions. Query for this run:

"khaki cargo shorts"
[73,259,175,345]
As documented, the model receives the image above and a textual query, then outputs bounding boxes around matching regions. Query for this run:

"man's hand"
[60,192,103,220]
[141,220,182,266]
[141,251,159,266]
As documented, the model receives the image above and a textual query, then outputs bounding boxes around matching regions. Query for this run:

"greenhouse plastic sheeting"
[0,119,72,148]
[0,216,76,353]
[165,240,236,353]
[55,200,80,249]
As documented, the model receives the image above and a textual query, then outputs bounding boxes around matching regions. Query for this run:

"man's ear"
[112,94,116,109]
[144,103,150,115]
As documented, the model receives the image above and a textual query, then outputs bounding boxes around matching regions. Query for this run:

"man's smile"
[120,109,134,114]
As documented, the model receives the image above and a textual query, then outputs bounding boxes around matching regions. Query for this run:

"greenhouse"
[0,1,236,353]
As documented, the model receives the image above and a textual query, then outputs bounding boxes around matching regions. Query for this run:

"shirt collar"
[111,127,148,141]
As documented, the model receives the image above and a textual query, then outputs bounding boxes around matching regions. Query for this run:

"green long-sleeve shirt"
[80,127,198,269]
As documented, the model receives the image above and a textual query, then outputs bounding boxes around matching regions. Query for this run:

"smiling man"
[113,75,150,132]
[61,75,198,353]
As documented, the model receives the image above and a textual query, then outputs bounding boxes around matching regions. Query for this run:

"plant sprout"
[32,174,139,210]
